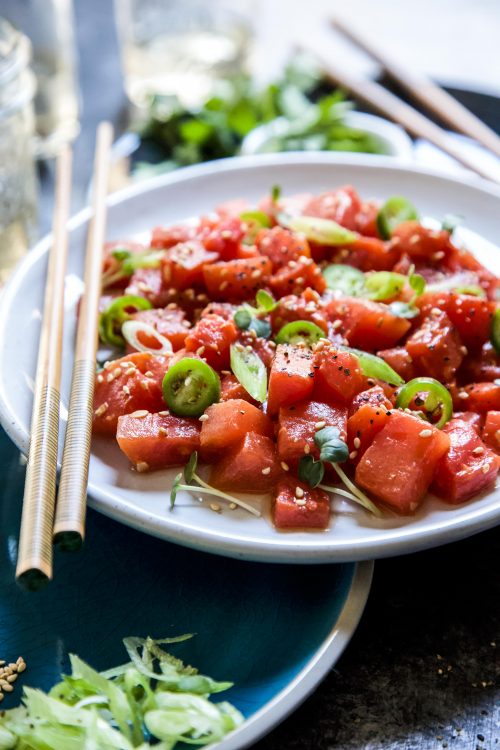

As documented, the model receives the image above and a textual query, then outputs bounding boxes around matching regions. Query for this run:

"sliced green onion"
[162,359,221,417]
[240,211,272,244]
[376,196,418,239]
[275,320,325,346]
[230,345,267,403]
[322,264,366,296]
[284,215,358,245]
[342,346,404,386]
[122,250,164,274]
[426,272,480,294]
[491,308,500,355]
[99,295,153,347]
[122,320,173,355]
[255,289,277,313]
[364,271,406,301]
[395,377,452,428]
[453,285,486,298]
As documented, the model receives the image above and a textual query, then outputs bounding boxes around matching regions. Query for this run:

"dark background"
[33,1,500,747]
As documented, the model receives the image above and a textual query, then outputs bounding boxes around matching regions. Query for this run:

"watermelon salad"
[93,185,500,529]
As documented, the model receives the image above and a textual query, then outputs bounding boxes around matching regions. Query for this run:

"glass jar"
[2,0,80,157]
[0,18,38,284]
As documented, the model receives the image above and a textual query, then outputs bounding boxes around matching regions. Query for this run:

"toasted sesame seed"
[262,467,271,475]
[199,414,209,421]
[458,391,468,399]
[210,503,222,513]
[0,694,4,702]
[140,380,149,390]
[94,402,109,417]
[288,260,297,268]
[106,373,116,383]
[158,427,168,436]
[122,385,130,395]
[6,674,17,683]
[167,302,177,309]
[303,443,311,454]
[158,410,169,416]
[1,683,13,692]
[295,486,304,498]
[430,307,442,315]
[16,662,26,673]
[353,437,361,449]
[219,281,228,291]
[229,502,237,510]
[0,661,4,667]
[185,376,192,387]
[495,429,500,444]
[239,409,246,415]
[281,461,289,471]
[331,320,342,330]
[472,446,484,455]
[196,346,206,356]
[136,461,149,472]
[251,269,261,279]
[145,370,154,377]
[295,277,305,285]
[125,367,136,377]
[482,463,491,474]
[295,498,307,506]
[130,409,148,418]
[433,251,445,261]
[97,373,104,383]
[419,429,433,438]
[315,420,326,430]
[184,288,195,300]
[349,451,358,460]
[409,234,420,245]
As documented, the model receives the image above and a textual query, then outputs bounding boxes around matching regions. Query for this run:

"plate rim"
[2,152,500,563]
[213,559,373,750]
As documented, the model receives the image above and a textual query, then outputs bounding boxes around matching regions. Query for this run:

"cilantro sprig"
[171,452,261,517]
[233,290,277,339]
[298,427,382,516]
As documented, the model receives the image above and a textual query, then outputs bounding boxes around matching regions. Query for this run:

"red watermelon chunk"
[273,477,330,529]
[200,399,273,457]
[277,400,347,469]
[117,411,200,471]
[267,344,315,415]
[209,433,281,493]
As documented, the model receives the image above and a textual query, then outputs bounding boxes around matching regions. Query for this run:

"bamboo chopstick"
[302,46,500,185]
[53,121,114,552]
[331,16,500,160]
[16,146,73,590]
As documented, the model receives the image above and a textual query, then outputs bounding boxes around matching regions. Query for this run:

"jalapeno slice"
[162,358,221,417]
[322,264,366,296]
[491,308,500,355]
[395,377,452,429]
[364,271,406,301]
[342,346,404,386]
[376,196,418,239]
[240,210,272,244]
[285,215,357,245]
[99,295,153,347]
[275,320,325,346]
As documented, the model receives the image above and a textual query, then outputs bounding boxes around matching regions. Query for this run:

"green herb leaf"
[442,213,463,233]
[271,184,281,203]
[409,272,426,297]
[170,472,182,509]
[234,307,252,330]
[250,318,272,339]
[314,427,349,464]
[298,455,325,488]
[230,345,268,403]
[184,452,198,484]
[364,271,406,301]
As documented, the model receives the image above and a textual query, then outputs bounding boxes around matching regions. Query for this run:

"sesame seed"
[219,281,228,291]
[353,437,361,449]
[185,376,192,387]
[409,234,420,245]
[184,288,195,300]
[122,385,131,395]
[430,307,442,315]
[349,451,358,460]
[482,463,491,474]
[106,372,116,383]
[196,346,206,356]
[239,409,246,415]
[6,674,17,683]
[433,251,445,260]
[296,277,305,284]
[97,374,104,383]
[295,486,304,498]
[1,683,13,693]
[130,409,148,418]
[251,270,261,279]
[158,427,168,436]
[303,443,311,454]
[158,410,169,416]
[419,429,433,438]
[140,380,149,390]
[125,367,136,376]
[281,462,289,471]
[495,429,500,444]
[262,467,271,475]
[331,320,342,330]
[315,421,326,430]
[235,343,244,352]
[136,461,149,472]
[458,391,468,399]
[94,402,109,417]
[295,498,307,506]
[199,414,209,421]
[145,370,154,377]
[167,302,177,309]
[288,260,297,268]
[460,346,468,355]
[210,503,222,513]
[229,502,237,510]
[472,446,484,455]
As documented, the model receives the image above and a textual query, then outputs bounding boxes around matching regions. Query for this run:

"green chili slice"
[322,264,366,296]
[99,295,153,347]
[230,345,267,403]
[285,215,357,245]
[395,377,452,428]
[162,358,221,417]
[491,308,500,355]
[364,271,406,301]
[342,346,404,386]
[240,211,272,244]
[275,320,326,346]
[376,196,419,239]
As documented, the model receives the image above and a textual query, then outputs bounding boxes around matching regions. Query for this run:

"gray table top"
[34,2,500,748]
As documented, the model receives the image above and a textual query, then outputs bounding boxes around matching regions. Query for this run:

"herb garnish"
[298,427,382,516]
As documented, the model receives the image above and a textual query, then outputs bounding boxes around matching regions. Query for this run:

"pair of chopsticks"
[304,17,500,184]
[16,122,114,590]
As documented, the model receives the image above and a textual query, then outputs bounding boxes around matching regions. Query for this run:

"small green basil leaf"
[409,272,426,297]
[271,184,281,203]
[234,308,252,330]
[298,455,325,488]
[314,426,349,464]
[249,318,272,339]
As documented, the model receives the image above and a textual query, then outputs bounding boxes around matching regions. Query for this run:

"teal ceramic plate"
[0,429,372,749]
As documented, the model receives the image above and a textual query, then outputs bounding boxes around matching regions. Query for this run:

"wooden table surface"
[30,1,500,747]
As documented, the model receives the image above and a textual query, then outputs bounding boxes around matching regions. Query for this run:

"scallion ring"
[364,271,406,301]
[322,264,366,296]
[122,320,173,355]
[99,295,153,347]
[275,320,326,346]
[376,196,418,239]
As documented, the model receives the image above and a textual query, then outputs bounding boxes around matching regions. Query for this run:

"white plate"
[1,152,500,563]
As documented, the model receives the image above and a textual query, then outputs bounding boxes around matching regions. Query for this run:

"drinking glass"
[114,0,255,109]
